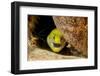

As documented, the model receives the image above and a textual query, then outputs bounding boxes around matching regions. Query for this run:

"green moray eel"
[47,28,66,52]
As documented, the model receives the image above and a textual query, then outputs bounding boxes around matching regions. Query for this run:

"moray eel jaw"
[47,28,66,53]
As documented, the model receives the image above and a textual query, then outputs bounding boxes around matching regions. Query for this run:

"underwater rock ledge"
[53,16,88,57]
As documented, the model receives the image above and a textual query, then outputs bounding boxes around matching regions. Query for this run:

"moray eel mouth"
[49,42,65,53]
[53,43,61,47]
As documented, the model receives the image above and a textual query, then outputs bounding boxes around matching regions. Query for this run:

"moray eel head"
[47,28,66,52]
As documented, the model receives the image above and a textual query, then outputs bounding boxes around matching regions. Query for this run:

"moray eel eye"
[47,28,66,52]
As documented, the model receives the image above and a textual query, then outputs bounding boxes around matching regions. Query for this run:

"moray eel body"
[47,28,66,52]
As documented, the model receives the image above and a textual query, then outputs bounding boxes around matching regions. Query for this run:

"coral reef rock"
[53,16,88,57]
